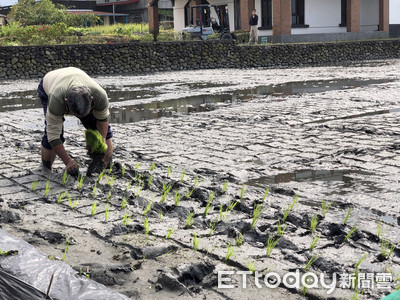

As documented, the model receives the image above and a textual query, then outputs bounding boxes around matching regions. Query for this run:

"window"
[340,0,347,26]
[291,0,305,27]
[261,0,272,29]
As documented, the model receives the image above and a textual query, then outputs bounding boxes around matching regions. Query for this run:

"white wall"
[390,0,400,24]
[360,0,379,31]
[173,0,186,32]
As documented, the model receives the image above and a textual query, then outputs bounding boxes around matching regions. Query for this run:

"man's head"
[66,86,92,118]
[252,9,256,15]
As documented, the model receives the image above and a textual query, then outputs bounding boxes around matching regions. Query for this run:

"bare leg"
[41,146,56,170]
[104,138,113,166]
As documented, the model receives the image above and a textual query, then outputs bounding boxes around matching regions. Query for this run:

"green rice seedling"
[57,191,67,204]
[159,211,163,222]
[121,164,126,177]
[44,179,51,197]
[77,174,84,190]
[150,162,155,172]
[219,204,227,222]
[185,188,194,199]
[343,207,351,225]
[106,190,112,202]
[92,181,97,198]
[309,235,321,252]
[350,290,364,300]
[222,180,228,194]
[180,170,186,182]
[121,196,128,209]
[136,181,144,197]
[266,235,281,257]
[301,274,313,296]
[31,180,39,192]
[381,239,396,259]
[321,198,333,217]
[277,221,287,237]
[108,163,113,174]
[262,187,270,203]
[62,237,70,262]
[160,183,172,203]
[68,196,78,210]
[225,244,235,264]
[193,175,200,187]
[236,232,244,246]
[97,169,105,183]
[91,201,98,216]
[290,194,299,211]
[193,233,200,252]
[282,207,290,223]
[147,175,153,188]
[227,200,238,212]
[310,214,318,233]
[135,162,141,171]
[304,255,319,271]
[144,217,150,235]
[106,175,115,188]
[174,190,182,207]
[246,261,256,273]
[185,212,195,228]
[352,253,367,290]
[251,203,263,230]
[62,170,70,187]
[240,185,246,200]
[126,179,133,192]
[209,219,217,235]
[166,228,175,239]
[105,203,110,222]
[122,212,133,226]
[143,201,152,215]
[345,224,358,241]
[167,165,172,178]
[204,192,214,216]
[376,221,387,239]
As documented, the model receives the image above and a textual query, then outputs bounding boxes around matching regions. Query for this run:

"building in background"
[390,0,400,37]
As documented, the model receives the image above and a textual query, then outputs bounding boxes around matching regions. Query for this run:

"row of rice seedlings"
[321,199,333,217]
[185,212,195,228]
[204,192,214,216]
[174,190,182,207]
[345,223,358,241]
[343,207,352,225]
[160,183,172,203]
[381,239,396,259]
[193,233,200,252]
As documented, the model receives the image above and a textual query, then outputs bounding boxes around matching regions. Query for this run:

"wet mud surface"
[0,61,400,299]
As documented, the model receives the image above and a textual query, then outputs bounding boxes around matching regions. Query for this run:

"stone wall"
[0,39,400,80]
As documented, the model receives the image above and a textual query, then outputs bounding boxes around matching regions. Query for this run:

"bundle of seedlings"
[85,129,107,176]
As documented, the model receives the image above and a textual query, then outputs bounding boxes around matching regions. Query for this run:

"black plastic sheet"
[0,229,129,300]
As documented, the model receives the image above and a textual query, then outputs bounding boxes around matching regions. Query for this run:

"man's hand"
[66,158,78,172]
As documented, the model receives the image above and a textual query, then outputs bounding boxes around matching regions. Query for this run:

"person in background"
[248,9,259,44]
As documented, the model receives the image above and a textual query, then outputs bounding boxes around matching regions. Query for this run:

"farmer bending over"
[38,67,113,174]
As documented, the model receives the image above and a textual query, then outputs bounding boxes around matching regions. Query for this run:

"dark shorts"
[38,78,113,150]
